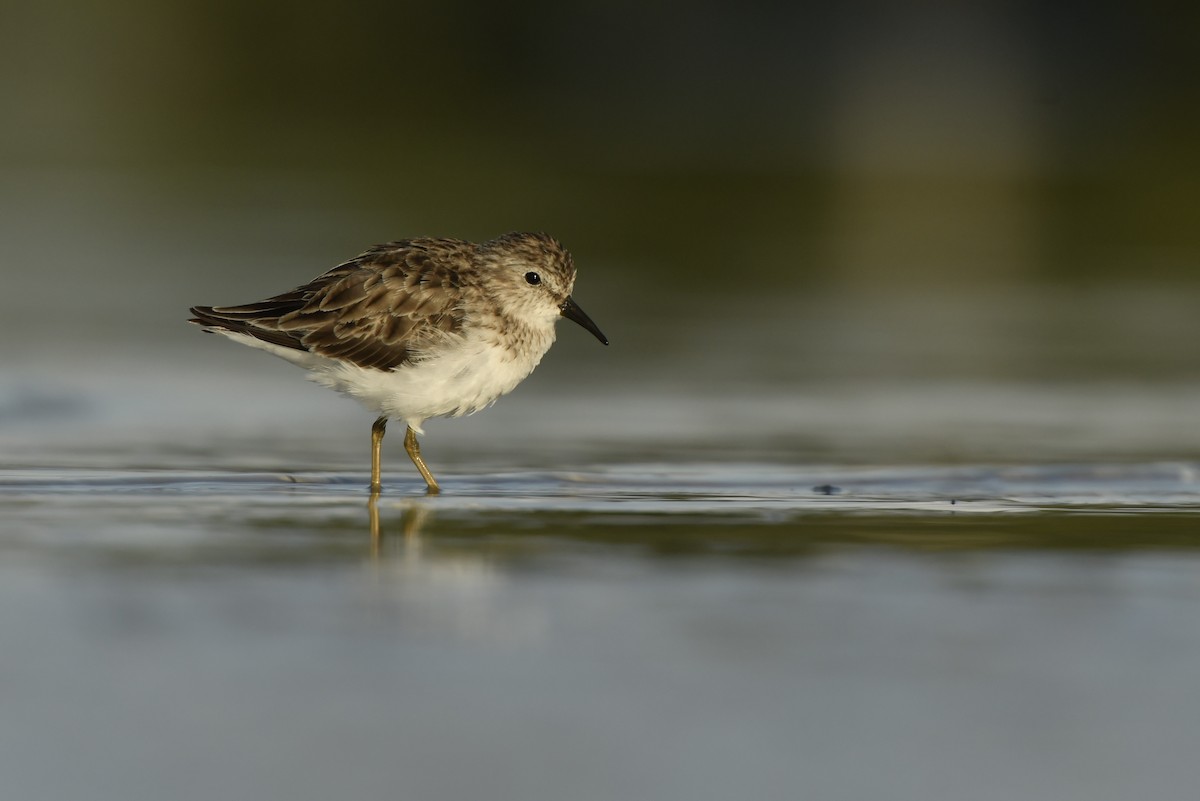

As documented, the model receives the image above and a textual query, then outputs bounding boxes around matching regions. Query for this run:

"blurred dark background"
[2,0,1198,387]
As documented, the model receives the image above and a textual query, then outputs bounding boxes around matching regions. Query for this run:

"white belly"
[214,329,552,432]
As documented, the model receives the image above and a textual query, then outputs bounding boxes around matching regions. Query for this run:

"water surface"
[4,438,1200,801]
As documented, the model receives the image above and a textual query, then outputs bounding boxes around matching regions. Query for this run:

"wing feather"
[188,239,473,370]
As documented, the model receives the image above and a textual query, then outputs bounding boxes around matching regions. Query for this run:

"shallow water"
[5,424,1200,801]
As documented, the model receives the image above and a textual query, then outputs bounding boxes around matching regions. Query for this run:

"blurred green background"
[2,0,1198,389]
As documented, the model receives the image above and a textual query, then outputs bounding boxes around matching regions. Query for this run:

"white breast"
[210,325,556,432]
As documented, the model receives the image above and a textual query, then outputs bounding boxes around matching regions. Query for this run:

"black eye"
[524,272,541,285]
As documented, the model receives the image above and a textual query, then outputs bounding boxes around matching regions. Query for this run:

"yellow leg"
[404,425,441,495]
[370,416,387,492]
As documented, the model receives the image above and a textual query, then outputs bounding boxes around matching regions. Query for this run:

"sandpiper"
[189,232,607,494]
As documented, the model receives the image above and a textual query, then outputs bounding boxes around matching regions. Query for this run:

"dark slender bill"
[560,296,609,345]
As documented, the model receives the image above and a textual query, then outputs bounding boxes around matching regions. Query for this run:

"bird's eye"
[524,272,541,285]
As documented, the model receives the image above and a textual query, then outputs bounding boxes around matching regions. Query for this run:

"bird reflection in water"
[367,490,431,559]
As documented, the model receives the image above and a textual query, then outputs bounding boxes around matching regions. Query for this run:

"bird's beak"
[560,296,609,345]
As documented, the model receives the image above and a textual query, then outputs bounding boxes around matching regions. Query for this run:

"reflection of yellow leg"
[370,416,387,492]
[402,503,431,538]
[404,425,441,495]
[366,498,431,562]
[368,489,381,554]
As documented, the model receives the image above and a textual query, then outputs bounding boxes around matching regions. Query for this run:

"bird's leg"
[370,416,387,492]
[404,425,441,495]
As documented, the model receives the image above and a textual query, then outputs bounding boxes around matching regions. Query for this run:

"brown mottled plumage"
[190,238,477,370]
[190,232,607,494]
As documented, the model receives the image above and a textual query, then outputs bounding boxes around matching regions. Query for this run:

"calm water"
[4,349,1200,800]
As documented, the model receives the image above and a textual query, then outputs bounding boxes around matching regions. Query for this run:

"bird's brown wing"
[189,239,472,370]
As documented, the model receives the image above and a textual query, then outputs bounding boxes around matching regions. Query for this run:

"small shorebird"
[189,232,607,494]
